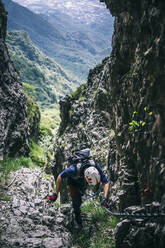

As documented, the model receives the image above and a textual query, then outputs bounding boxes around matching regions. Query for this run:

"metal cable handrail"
[103,206,165,218]
[86,193,165,219]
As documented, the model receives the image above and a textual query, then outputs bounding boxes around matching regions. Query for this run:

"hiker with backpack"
[48,148,110,226]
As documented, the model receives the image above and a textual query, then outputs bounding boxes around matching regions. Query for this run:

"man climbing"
[48,148,110,226]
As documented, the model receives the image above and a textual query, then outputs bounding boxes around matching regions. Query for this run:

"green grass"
[6,30,78,108]
[0,94,60,186]
[72,201,119,248]
[37,105,60,167]
[54,202,61,209]
[29,140,47,166]
[71,84,86,100]
[0,195,11,201]
[73,233,91,248]
[40,105,61,135]
[23,82,36,99]
[0,157,35,184]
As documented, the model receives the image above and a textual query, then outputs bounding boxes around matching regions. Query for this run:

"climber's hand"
[48,193,57,202]
[101,197,109,208]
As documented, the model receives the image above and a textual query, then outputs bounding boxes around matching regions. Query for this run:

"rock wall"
[103,0,165,201]
[0,168,73,248]
[54,0,165,247]
[103,0,165,247]
[0,1,29,159]
[54,57,113,202]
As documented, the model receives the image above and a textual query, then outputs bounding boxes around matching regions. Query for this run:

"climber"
[48,148,110,226]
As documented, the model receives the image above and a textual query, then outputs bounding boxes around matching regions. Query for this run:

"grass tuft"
[0,157,34,183]
[29,140,47,166]
[72,200,119,248]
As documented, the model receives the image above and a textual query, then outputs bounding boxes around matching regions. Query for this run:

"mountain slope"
[3,0,113,81]
[13,0,113,39]
[6,30,78,108]
[12,0,113,24]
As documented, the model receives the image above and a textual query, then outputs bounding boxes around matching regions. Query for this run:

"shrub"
[71,84,86,100]
[23,82,36,99]
[29,140,47,166]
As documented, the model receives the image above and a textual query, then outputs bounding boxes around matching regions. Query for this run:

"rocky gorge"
[54,0,165,247]
[0,0,165,247]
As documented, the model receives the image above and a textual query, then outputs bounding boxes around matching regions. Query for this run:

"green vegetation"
[72,201,118,248]
[23,82,58,169]
[128,107,153,132]
[79,96,87,102]
[6,30,78,109]
[54,202,61,209]
[0,82,58,184]
[27,94,40,121]
[0,157,35,184]
[38,105,61,167]
[40,105,60,135]
[0,135,53,186]
[23,79,60,169]
[71,84,87,100]
[0,81,42,182]
[0,194,11,201]
[5,0,113,82]
[23,82,36,99]
[29,140,47,166]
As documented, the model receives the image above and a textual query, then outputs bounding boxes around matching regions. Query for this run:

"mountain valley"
[4,0,114,82]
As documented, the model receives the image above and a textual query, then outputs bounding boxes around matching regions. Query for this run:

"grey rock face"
[0,2,29,159]
[53,0,165,246]
[0,168,73,248]
[103,0,165,247]
[54,57,113,203]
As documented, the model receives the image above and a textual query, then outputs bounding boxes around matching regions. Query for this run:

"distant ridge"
[3,0,113,81]
[6,30,78,108]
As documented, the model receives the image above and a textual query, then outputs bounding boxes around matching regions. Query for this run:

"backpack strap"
[71,162,83,180]
[72,160,96,180]
[79,159,96,177]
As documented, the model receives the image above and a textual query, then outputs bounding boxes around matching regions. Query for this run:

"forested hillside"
[3,0,113,81]
[6,30,78,108]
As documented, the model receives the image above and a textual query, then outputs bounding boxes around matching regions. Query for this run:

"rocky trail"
[0,167,90,248]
